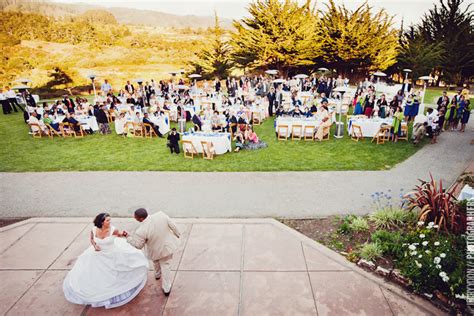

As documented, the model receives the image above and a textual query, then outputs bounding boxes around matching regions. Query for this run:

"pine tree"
[230,0,320,74]
[317,0,399,74]
[188,14,233,79]
[418,0,473,85]
[397,26,444,80]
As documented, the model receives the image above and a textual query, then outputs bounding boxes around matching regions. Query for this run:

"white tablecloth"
[275,117,322,136]
[181,132,231,155]
[77,116,99,131]
[149,115,170,134]
[348,118,396,137]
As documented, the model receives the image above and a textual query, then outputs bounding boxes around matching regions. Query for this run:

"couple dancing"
[63,208,181,309]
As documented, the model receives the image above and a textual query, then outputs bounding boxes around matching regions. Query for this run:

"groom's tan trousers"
[153,255,173,292]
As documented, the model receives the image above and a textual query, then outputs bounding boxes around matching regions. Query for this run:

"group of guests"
[0,86,28,114]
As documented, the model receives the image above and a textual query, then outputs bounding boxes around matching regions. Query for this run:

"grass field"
[0,110,425,172]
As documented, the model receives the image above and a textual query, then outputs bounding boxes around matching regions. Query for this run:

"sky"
[52,0,439,27]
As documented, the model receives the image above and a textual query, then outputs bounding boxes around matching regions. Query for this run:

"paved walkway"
[0,218,444,315]
[0,122,472,218]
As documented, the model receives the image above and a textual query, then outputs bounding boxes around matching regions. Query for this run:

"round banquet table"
[181,132,231,155]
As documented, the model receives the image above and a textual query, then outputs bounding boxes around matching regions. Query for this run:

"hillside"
[1,0,233,29]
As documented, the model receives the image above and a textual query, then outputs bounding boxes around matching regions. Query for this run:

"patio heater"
[333,86,346,139]
[87,74,97,101]
[418,75,434,115]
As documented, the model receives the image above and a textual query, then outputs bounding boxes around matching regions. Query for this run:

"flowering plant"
[398,221,466,297]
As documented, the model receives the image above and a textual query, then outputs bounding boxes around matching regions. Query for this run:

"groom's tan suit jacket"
[127,211,181,261]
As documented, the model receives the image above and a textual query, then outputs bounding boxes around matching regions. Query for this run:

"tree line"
[190,0,473,86]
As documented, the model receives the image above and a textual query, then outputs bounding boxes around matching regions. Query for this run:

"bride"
[63,213,149,309]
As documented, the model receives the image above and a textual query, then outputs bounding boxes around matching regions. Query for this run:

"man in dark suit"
[267,88,276,116]
[401,80,412,95]
[192,114,202,131]
[143,113,163,137]
[125,81,135,95]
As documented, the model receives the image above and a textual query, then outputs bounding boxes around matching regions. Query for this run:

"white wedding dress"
[63,226,149,309]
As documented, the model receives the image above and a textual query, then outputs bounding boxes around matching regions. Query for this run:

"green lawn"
[0,111,425,172]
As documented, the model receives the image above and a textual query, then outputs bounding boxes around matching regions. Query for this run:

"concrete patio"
[0,217,444,315]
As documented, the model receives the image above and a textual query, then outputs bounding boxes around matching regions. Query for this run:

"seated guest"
[211,111,222,131]
[167,128,180,154]
[314,116,331,141]
[115,112,126,135]
[192,114,202,131]
[290,105,303,117]
[143,113,163,137]
[244,126,267,150]
[27,111,46,133]
[96,104,111,134]
[363,95,375,118]
[275,105,285,117]
[42,113,60,131]
[310,103,318,115]
[233,129,245,152]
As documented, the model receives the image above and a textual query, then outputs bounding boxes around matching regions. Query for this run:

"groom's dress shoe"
[155,273,161,280]
[163,289,170,296]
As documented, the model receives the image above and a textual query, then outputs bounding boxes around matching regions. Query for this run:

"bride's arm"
[90,231,101,251]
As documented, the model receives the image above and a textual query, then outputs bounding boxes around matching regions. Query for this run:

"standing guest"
[101,79,112,94]
[437,91,450,112]
[0,88,12,114]
[458,97,470,132]
[391,106,404,142]
[63,95,75,113]
[167,128,180,154]
[445,99,458,131]
[124,81,135,95]
[267,88,276,117]
[426,108,438,139]
[96,105,111,134]
[363,95,375,118]
[403,95,415,122]
[353,92,364,115]
[124,208,181,296]
[388,95,399,117]
[377,94,388,118]
[5,86,23,112]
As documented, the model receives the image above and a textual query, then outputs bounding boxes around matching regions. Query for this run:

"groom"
[124,208,181,296]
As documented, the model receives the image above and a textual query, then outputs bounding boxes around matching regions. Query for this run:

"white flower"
[408,244,417,251]
[422,241,428,246]
[425,250,431,254]
[419,234,425,238]
[440,253,446,258]
[415,260,422,268]
[439,271,447,278]
[428,221,434,227]
[434,257,441,264]
[417,221,425,226]
[410,251,417,256]
[442,276,449,282]
[434,242,440,246]
[433,225,439,229]
[436,264,442,269]
[418,254,423,258]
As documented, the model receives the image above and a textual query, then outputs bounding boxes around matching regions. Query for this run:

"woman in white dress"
[63,213,149,309]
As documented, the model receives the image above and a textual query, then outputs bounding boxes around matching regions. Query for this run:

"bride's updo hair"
[93,212,110,229]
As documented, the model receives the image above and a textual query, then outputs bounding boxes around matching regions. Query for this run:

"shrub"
[370,230,403,258]
[337,215,356,234]
[370,207,410,229]
[358,242,383,261]
[405,174,466,234]
[398,223,466,297]
[349,216,369,232]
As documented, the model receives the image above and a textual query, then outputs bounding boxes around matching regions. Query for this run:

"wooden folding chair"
[143,123,158,138]
[252,111,261,126]
[399,124,409,141]
[372,128,387,145]
[134,123,144,137]
[181,140,197,159]
[59,122,74,138]
[200,141,215,160]
[322,126,331,141]
[277,124,289,140]
[304,125,315,141]
[72,123,86,138]
[291,124,303,140]
[123,122,135,137]
[45,124,61,139]
[229,123,238,138]
[29,123,44,138]
[351,124,364,142]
